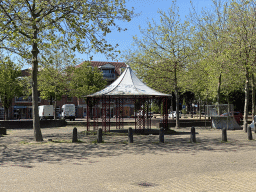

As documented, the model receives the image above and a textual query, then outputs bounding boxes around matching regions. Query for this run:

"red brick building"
[0,61,126,119]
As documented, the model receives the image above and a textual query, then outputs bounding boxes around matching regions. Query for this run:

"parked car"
[233,111,243,123]
[168,111,181,118]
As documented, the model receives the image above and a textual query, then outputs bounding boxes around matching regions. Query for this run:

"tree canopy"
[69,61,107,99]
[123,1,193,127]
[0,57,22,120]
[0,0,134,141]
[123,0,256,128]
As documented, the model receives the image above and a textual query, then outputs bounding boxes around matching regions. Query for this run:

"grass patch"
[49,139,72,143]
[80,128,178,137]
[104,132,127,136]
[19,140,48,145]
[121,141,128,144]
[19,140,29,144]
[80,130,127,136]
[188,141,199,144]
[19,139,85,144]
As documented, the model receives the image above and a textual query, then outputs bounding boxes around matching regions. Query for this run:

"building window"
[15,96,41,103]
[102,69,115,79]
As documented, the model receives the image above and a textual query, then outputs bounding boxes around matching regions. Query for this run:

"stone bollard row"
[73,126,255,145]
[127,128,165,143]
[190,126,196,143]
[222,128,227,142]
[159,128,164,143]
[244,122,248,133]
[254,116,256,134]
[247,126,253,140]
[72,127,78,143]
[73,126,256,145]
[97,128,103,143]
[128,127,133,143]
[0,128,7,135]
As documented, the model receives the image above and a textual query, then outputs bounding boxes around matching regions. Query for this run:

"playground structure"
[206,104,241,130]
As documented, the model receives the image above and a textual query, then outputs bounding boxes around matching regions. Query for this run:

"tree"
[124,0,193,128]
[69,61,107,99]
[190,0,256,131]
[188,0,247,121]
[0,0,134,141]
[189,0,231,105]
[225,0,256,131]
[38,47,78,119]
[0,57,22,120]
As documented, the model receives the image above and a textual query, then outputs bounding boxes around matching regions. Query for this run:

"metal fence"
[206,104,234,117]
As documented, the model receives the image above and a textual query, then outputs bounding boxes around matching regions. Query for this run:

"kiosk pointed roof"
[88,65,170,97]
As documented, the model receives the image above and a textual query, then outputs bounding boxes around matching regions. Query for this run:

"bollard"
[159,127,164,143]
[72,127,78,143]
[97,128,102,143]
[190,126,196,143]
[0,128,6,135]
[222,128,227,142]
[128,127,133,143]
[247,126,253,140]
[254,116,256,133]
[244,122,247,133]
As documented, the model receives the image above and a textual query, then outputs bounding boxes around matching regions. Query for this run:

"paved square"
[1,127,256,191]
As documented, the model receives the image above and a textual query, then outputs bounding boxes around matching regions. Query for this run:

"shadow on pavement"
[0,130,255,168]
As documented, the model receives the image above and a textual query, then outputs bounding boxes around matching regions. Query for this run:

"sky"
[75,0,215,63]
[19,0,215,69]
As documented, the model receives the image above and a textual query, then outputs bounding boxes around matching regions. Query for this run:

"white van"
[61,104,76,121]
[38,105,54,120]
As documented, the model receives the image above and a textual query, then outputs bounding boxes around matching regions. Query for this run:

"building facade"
[0,61,126,120]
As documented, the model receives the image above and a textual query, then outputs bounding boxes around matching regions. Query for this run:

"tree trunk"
[252,74,255,121]
[174,65,180,128]
[54,93,57,120]
[227,95,230,130]
[171,92,174,120]
[31,28,43,141]
[199,97,201,120]
[217,73,221,116]
[50,96,53,105]
[175,89,179,128]
[243,68,249,132]
[4,107,8,121]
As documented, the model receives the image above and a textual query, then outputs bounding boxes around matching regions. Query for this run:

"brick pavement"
[0,126,256,191]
